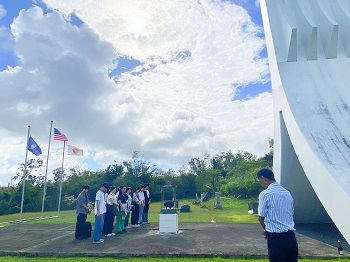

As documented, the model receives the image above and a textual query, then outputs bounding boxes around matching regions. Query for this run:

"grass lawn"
[0,197,259,225]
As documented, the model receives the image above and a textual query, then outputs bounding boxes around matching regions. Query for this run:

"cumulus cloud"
[0,5,15,63]
[0,25,14,53]
[0,4,6,20]
[0,0,272,185]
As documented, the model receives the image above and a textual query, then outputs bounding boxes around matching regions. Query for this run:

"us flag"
[54,128,68,141]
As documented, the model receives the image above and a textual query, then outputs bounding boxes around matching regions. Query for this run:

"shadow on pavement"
[296,223,350,252]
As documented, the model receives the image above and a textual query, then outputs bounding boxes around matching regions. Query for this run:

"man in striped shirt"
[257,168,298,261]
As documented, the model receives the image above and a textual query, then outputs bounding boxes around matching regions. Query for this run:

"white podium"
[159,214,178,233]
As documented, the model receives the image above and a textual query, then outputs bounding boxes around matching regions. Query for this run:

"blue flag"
[28,136,42,156]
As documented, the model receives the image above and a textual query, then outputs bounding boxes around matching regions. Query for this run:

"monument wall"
[260,0,350,243]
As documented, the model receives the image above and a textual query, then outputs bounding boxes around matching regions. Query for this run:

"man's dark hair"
[101,182,110,189]
[82,185,90,190]
[144,183,149,187]
[257,168,275,180]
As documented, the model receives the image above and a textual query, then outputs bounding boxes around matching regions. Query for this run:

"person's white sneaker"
[93,239,105,244]
[105,234,112,237]
[110,233,116,236]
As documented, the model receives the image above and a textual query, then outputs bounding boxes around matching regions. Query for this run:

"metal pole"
[20,125,30,221]
[41,121,53,219]
[57,141,66,216]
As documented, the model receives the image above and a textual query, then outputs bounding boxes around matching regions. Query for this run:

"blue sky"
[0,0,271,99]
[0,0,273,185]
[0,0,42,69]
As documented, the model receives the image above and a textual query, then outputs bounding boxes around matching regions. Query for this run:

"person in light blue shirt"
[257,168,298,262]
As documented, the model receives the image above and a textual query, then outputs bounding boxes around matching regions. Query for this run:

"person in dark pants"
[257,168,298,262]
[131,187,141,227]
[124,187,132,228]
[143,183,151,224]
[75,185,90,240]
[103,186,118,237]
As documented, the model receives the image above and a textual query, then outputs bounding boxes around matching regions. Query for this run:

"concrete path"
[0,222,348,258]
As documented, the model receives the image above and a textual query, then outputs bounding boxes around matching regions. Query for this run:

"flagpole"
[41,121,53,219]
[20,125,30,221]
[57,140,66,216]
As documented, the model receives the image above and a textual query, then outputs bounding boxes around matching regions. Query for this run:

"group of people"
[75,182,151,244]
[76,168,299,261]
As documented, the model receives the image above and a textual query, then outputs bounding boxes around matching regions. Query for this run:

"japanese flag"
[67,145,83,156]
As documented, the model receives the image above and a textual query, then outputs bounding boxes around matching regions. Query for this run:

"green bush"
[220,179,262,199]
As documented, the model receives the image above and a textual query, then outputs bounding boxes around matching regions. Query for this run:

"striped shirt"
[258,182,295,233]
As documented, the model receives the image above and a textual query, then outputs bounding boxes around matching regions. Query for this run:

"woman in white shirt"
[131,187,141,227]
[138,185,145,225]
[124,187,132,228]
[103,186,118,237]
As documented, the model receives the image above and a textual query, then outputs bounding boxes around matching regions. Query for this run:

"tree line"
[0,140,273,216]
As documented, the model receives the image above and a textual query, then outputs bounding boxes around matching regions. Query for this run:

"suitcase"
[83,221,92,238]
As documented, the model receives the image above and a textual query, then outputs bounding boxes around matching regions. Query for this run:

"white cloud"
[0,1,273,186]
[0,25,14,54]
[0,4,6,20]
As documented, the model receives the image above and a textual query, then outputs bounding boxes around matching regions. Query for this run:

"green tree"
[195,169,222,193]
[188,157,206,176]
[261,138,274,166]
[178,172,196,198]
[12,158,44,185]
[219,157,270,198]
[0,187,17,215]
[120,151,158,188]
[9,158,44,213]
[104,162,123,184]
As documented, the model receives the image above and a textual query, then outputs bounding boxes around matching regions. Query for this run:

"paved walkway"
[0,222,348,258]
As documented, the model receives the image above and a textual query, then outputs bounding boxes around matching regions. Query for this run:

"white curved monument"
[260,0,350,243]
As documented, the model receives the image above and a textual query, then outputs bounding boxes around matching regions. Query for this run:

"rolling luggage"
[83,221,92,238]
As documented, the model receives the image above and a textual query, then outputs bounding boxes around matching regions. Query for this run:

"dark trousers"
[103,205,115,235]
[266,230,298,262]
[131,205,139,225]
[75,213,87,239]
[143,204,149,223]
